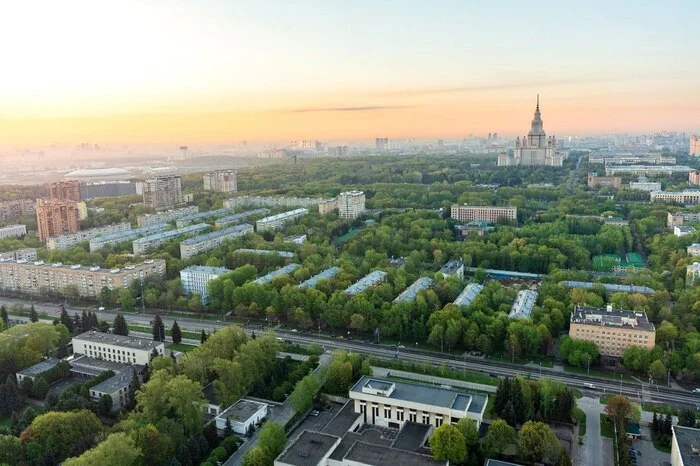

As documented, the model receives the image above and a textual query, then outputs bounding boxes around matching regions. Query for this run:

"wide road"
[4,297,700,407]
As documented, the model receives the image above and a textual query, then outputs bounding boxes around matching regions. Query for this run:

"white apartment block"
[0,224,27,239]
[318,198,338,215]
[629,180,661,192]
[349,376,487,430]
[687,262,700,285]
[337,191,366,219]
[132,223,209,255]
[180,224,253,259]
[256,208,308,231]
[0,259,165,298]
[651,190,700,205]
[687,244,700,257]
[47,222,131,250]
[73,331,164,366]
[203,170,238,192]
[225,196,329,209]
[180,265,232,303]
[89,223,168,252]
[137,206,199,227]
[450,205,517,224]
[674,226,696,237]
[0,248,37,262]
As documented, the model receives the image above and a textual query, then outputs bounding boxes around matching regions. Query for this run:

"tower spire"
[536,94,539,111]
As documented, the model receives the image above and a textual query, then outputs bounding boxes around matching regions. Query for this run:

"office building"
[179,224,253,259]
[450,204,517,223]
[180,265,231,304]
[589,152,676,165]
[318,198,338,215]
[36,199,81,241]
[439,260,464,279]
[48,180,81,201]
[393,277,434,303]
[203,169,238,192]
[337,191,366,219]
[73,330,164,366]
[569,305,655,357]
[375,137,389,152]
[15,359,62,385]
[299,267,340,289]
[454,283,484,307]
[0,224,27,239]
[0,259,165,298]
[587,174,622,189]
[256,208,308,231]
[143,175,183,211]
[668,212,700,227]
[253,263,300,285]
[215,400,267,435]
[498,96,564,167]
[215,208,270,227]
[0,199,35,221]
[132,223,209,255]
[629,177,661,192]
[687,262,700,285]
[175,207,234,227]
[137,206,199,227]
[345,271,387,295]
[605,165,692,176]
[350,376,487,429]
[89,367,137,411]
[651,190,700,205]
[47,222,131,250]
[225,196,332,209]
[675,226,697,237]
[688,244,700,257]
[0,248,37,262]
[80,181,139,199]
[508,290,538,319]
[234,248,295,258]
[89,223,168,252]
[690,135,700,157]
[671,424,700,466]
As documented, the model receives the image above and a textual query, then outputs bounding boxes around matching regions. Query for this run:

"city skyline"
[1,0,699,144]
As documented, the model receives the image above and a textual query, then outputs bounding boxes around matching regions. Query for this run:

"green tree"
[119,288,136,312]
[0,434,23,465]
[98,394,113,414]
[30,304,38,323]
[648,359,666,381]
[113,313,129,336]
[31,377,49,400]
[0,375,21,416]
[63,432,143,466]
[518,421,561,464]
[429,423,467,464]
[19,409,103,462]
[605,395,634,430]
[257,422,287,463]
[152,315,165,342]
[483,419,517,459]
[679,408,697,427]
[242,446,269,466]
[291,373,321,413]
[0,305,8,327]
[171,320,182,344]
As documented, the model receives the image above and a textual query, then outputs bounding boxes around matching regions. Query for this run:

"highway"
[4,296,700,407]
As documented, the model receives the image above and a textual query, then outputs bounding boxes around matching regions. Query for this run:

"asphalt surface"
[577,397,605,466]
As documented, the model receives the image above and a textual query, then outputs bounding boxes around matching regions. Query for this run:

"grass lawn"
[371,358,500,386]
[600,394,615,404]
[571,388,583,399]
[129,325,200,341]
[0,416,11,429]
[573,407,587,436]
[652,438,672,453]
[486,355,554,368]
[600,414,615,438]
[166,343,197,353]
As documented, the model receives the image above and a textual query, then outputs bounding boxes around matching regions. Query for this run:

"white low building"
[180,265,232,304]
[89,367,136,411]
[0,224,27,239]
[688,243,700,257]
[72,331,164,366]
[215,399,268,434]
[674,226,696,237]
[256,208,308,231]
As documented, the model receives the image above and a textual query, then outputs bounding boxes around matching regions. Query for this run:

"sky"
[1,0,699,144]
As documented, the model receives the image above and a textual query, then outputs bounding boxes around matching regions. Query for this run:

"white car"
[692,388,700,393]
[98,306,105,311]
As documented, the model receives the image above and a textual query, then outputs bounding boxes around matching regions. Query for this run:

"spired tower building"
[498,95,564,167]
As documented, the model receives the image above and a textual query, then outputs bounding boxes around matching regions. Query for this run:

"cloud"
[289,105,414,113]
[380,78,613,97]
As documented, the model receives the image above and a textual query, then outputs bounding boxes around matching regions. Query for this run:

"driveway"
[577,396,607,466]
[631,426,671,466]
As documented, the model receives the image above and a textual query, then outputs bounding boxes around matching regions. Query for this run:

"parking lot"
[630,426,671,466]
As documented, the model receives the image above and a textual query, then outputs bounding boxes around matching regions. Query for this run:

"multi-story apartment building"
[73,331,164,366]
[393,277,434,303]
[36,199,81,241]
[143,175,183,211]
[671,424,700,466]
[89,223,168,252]
[80,181,139,199]
[180,265,231,304]
[0,224,27,239]
[253,263,300,285]
[0,259,165,298]
[589,153,677,165]
[175,207,233,228]
[375,137,389,152]
[687,244,700,257]
[0,248,37,262]
[224,196,333,209]
[667,211,700,227]
[674,226,696,237]
[629,177,661,192]
[350,376,487,429]
[48,180,81,201]
[0,199,36,221]
[690,135,700,157]
[180,224,254,259]
[345,271,387,296]
[651,190,700,205]
[256,208,308,231]
[136,205,199,227]
[587,174,622,189]
[337,191,366,219]
[317,198,337,215]
[509,290,538,319]
[568,305,655,357]
[47,222,131,250]
[439,259,464,279]
[214,208,270,227]
[89,367,136,411]
[132,223,209,255]
[203,170,237,192]
[605,165,692,176]
[690,171,700,185]
[686,262,700,285]
[450,204,517,224]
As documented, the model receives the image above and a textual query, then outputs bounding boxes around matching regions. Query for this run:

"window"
[373,405,379,417]
[384,406,391,419]
[409,411,417,423]
[422,413,430,425]
[397,409,404,422]
[435,416,443,427]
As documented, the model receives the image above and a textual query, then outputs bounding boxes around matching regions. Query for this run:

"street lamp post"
[587,354,591,376]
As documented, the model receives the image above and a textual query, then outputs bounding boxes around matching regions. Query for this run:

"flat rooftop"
[74,331,163,351]
[454,283,484,306]
[180,265,232,275]
[344,441,447,466]
[439,260,463,274]
[17,358,61,377]
[391,422,431,452]
[234,248,295,258]
[180,223,252,245]
[133,223,209,244]
[672,425,700,466]
[345,271,387,295]
[253,263,300,285]
[559,280,655,295]
[215,208,270,226]
[219,399,266,423]
[571,306,655,332]
[393,277,434,303]
[276,430,340,466]
[91,368,134,394]
[299,266,340,289]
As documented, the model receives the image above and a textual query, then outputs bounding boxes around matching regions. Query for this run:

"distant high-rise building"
[375,137,389,152]
[690,135,700,156]
[328,146,349,157]
[0,199,36,221]
[337,191,366,219]
[35,199,81,241]
[203,170,237,193]
[48,180,81,201]
[498,95,564,167]
[143,175,183,211]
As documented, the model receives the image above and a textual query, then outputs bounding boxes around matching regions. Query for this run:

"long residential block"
[345,271,387,296]
[0,259,165,298]
[508,290,538,319]
[225,196,329,209]
[253,263,300,285]
[180,265,232,304]
[393,277,434,303]
[132,223,209,255]
[0,248,37,262]
[215,208,270,227]
[0,224,27,239]
[175,207,234,228]
[89,223,169,252]
[137,206,199,227]
[450,204,517,223]
[179,224,254,259]
[47,222,131,250]
[299,267,340,289]
[233,248,295,258]
[454,283,484,307]
[256,208,308,231]
[651,190,700,205]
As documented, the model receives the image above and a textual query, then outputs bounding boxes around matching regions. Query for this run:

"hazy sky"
[2,0,699,144]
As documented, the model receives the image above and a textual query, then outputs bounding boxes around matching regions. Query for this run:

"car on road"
[310,410,319,416]
[98,306,105,311]
[693,388,700,393]
[398,345,405,349]
[584,382,596,389]
[290,329,298,333]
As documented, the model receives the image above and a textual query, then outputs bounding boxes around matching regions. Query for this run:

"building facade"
[690,171,700,185]
[687,244,700,257]
[35,199,81,242]
[569,305,655,357]
[225,196,332,209]
[143,175,183,211]
[0,259,165,298]
[180,265,231,304]
[587,174,622,189]
[451,205,517,223]
[132,223,209,255]
[179,224,253,259]
[629,178,661,192]
[215,400,268,434]
[89,223,168,252]
[0,248,37,262]
[687,262,700,285]
[137,206,199,227]
[675,226,697,237]
[73,331,164,366]
[0,224,27,239]
[651,190,700,205]
[203,170,238,192]
[0,199,35,221]
[256,208,309,231]
[337,191,366,219]
[318,198,338,215]
[498,96,564,167]
[80,181,139,199]
[671,424,700,466]
[47,222,131,250]
[690,135,700,157]
[48,180,81,201]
